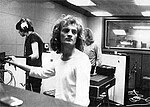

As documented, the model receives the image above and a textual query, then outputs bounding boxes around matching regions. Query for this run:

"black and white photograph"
[1,0,150,107]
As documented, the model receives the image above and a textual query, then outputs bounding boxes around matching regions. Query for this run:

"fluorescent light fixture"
[91,11,112,16]
[141,11,150,16]
[66,0,96,6]
[113,29,126,35]
[133,26,150,29]
[134,0,150,6]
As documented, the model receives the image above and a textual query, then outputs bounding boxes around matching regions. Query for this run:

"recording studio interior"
[1,0,150,107]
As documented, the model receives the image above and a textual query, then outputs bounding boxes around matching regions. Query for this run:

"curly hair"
[50,15,84,53]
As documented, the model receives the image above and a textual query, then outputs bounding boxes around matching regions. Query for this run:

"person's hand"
[6,56,17,64]
[5,56,17,70]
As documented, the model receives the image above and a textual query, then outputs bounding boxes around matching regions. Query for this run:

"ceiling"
[52,0,150,17]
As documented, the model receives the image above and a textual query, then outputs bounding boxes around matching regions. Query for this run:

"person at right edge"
[83,28,102,75]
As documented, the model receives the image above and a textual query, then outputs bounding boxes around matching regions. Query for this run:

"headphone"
[16,18,34,32]
[21,20,28,32]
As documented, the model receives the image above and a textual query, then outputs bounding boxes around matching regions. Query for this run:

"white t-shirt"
[30,49,91,106]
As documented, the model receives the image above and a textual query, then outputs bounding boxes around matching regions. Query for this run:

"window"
[104,17,150,51]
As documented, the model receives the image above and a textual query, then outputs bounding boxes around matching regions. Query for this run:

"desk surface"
[0,83,83,107]
[90,75,115,86]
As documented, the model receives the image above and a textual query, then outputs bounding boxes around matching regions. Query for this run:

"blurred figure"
[16,18,43,93]
[9,15,91,106]
[83,28,102,75]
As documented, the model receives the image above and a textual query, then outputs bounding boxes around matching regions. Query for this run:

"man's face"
[60,25,78,46]
[18,30,26,37]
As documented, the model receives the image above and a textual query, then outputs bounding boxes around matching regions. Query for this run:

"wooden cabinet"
[127,53,150,91]
[141,54,150,91]
[127,53,142,90]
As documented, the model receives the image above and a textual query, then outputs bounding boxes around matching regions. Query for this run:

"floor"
[89,101,150,107]
[125,89,150,107]
[88,89,150,107]
[88,97,123,107]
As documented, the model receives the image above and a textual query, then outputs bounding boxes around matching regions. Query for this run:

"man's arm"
[5,60,30,72]
[29,42,39,59]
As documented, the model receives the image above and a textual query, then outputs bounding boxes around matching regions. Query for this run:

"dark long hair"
[50,15,84,53]
[16,18,34,33]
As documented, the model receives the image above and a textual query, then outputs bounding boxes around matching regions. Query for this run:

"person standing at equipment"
[16,18,43,93]
[83,28,102,75]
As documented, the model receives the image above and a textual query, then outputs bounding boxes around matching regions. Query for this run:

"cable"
[127,89,150,106]
[5,70,13,85]
[3,69,16,87]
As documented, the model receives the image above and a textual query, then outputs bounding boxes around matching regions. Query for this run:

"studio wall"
[87,17,103,48]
